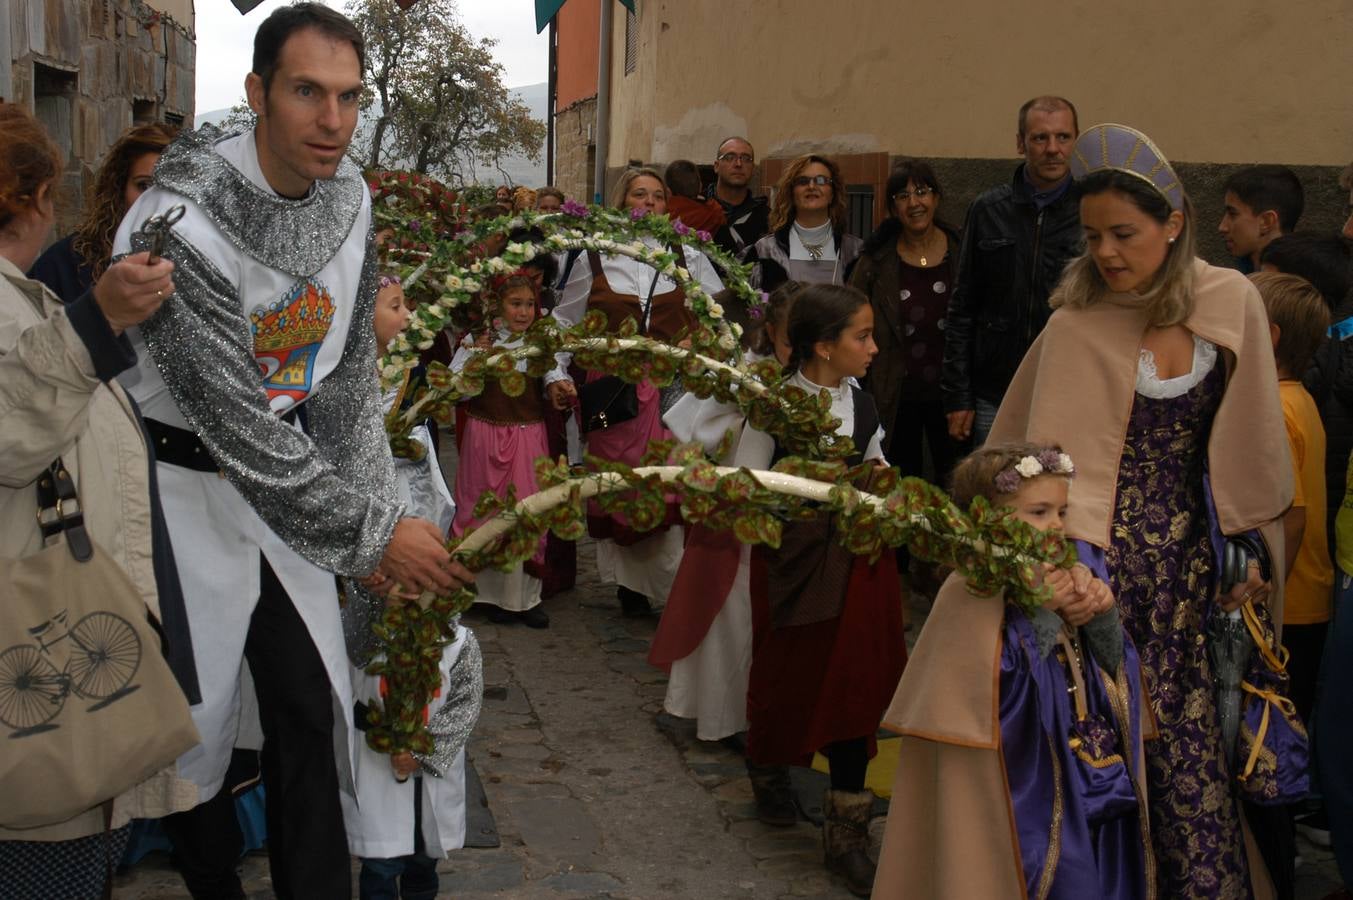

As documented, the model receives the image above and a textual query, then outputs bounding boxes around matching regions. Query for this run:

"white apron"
[343,627,471,859]
[114,132,370,801]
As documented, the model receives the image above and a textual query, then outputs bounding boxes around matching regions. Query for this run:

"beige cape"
[872,259,1283,898]
[875,571,1163,899]
[989,258,1292,629]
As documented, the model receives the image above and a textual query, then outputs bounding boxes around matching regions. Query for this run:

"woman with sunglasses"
[746,154,862,290]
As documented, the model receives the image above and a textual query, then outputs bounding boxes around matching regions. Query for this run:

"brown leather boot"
[746,762,796,826]
[823,789,876,897]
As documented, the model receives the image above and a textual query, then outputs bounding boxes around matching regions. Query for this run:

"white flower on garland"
[1014,457,1043,478]
[1057,453,1075,474]
[445,275,463,291]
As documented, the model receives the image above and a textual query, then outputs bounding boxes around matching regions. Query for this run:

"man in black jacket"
[942,96,1083,445]
[705,136,770,255]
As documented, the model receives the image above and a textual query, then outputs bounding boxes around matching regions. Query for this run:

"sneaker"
[617,586,652,617]
[519,606,550,629]
[1295,809,1331,848]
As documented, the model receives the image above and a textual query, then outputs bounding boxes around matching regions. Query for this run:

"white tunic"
[342,628,471,859]
[113,132,373,801]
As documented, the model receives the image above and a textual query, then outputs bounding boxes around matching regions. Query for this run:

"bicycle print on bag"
[0,608,143,738]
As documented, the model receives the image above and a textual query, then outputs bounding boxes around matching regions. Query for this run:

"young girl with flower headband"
[873,442,1155,900]
[652,280,804,752]
[451,272,575,628]
[341,272,481,900]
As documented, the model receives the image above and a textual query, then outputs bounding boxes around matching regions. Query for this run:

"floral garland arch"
[360,183,1075,757]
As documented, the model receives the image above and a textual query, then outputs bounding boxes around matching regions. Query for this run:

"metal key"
[141,204,186,263]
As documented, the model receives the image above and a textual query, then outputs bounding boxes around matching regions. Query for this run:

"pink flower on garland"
[561,199,588,217]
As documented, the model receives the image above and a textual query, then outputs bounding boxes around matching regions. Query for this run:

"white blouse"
[1136,334,1218,399]
[552,240,725,329]
[733,371,887,468]
[449,330,570,385]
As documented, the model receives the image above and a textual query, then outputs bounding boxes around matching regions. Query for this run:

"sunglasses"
[718,152,754,164]
[792,174,831,188]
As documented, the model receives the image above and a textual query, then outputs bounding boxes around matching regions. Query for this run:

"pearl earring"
[1168,237,1176,244]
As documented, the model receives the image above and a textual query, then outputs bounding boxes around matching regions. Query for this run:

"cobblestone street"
[117,439,1344,900]
[118,534,876,899]
[114,531,1347,898]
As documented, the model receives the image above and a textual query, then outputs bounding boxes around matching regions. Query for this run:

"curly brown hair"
[72,122,177,278]
[768,154,847,233]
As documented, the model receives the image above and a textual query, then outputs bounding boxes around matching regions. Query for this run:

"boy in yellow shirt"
[1253,271,1333,721]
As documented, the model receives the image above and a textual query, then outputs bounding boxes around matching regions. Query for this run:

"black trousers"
[889,389,962,489]
[163,557,350,900]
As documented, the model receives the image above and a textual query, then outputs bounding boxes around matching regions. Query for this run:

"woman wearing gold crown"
[981,124,1292,898]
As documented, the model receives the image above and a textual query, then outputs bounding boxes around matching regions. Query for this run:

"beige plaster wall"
[605,0,1352,172]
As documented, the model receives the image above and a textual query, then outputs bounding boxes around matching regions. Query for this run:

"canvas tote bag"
[0,459,199,828]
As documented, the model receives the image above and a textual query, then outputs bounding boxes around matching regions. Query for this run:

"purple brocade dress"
[1104,362,1255,898]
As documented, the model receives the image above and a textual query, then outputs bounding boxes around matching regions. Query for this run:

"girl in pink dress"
[451,273,575,628]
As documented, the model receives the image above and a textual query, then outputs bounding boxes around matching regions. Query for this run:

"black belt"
[145,418,220,473]
[145,408,306,474]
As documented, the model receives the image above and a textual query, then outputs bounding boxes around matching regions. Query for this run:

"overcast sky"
[194,0,548,114]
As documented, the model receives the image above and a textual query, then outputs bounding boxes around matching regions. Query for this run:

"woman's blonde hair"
[1050,170,1197,327]
[609,167,667,210]
[768,154,847,233]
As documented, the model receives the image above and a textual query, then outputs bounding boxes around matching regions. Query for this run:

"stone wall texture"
[554,96,597,204]
[5,0,195,232]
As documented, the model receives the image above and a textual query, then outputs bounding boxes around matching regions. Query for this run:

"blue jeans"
[358,783,440,900]
[1316,570,1353,886]
[358,852,439,900]
[973,397,1000,448]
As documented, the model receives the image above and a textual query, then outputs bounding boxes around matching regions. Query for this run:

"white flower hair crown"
[994,450,1075,495]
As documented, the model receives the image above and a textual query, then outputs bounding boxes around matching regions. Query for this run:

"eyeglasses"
[893,187,935,201]
[718,152,754,164]
[792,174,831,188]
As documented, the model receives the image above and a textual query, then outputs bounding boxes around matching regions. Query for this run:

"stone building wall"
[553,96,597,204]
[4,0,195,232]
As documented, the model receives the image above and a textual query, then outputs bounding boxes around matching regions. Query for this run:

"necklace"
[793,221,831,261]
[899,229,942,267]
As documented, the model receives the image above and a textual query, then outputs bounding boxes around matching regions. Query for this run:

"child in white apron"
[341,276,484,899]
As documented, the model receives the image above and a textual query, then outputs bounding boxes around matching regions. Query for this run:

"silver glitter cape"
[417,628,483,777]
[130,191,401,577]
[341,588,483,777]
[153,125,365,279]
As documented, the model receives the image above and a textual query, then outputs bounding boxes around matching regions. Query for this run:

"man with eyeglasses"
[941,96,1083,446]
[706,136,770,255]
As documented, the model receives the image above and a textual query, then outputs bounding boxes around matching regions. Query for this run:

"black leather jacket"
[941,165,1082,411]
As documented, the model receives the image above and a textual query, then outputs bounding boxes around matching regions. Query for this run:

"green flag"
[535,0,635,33]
